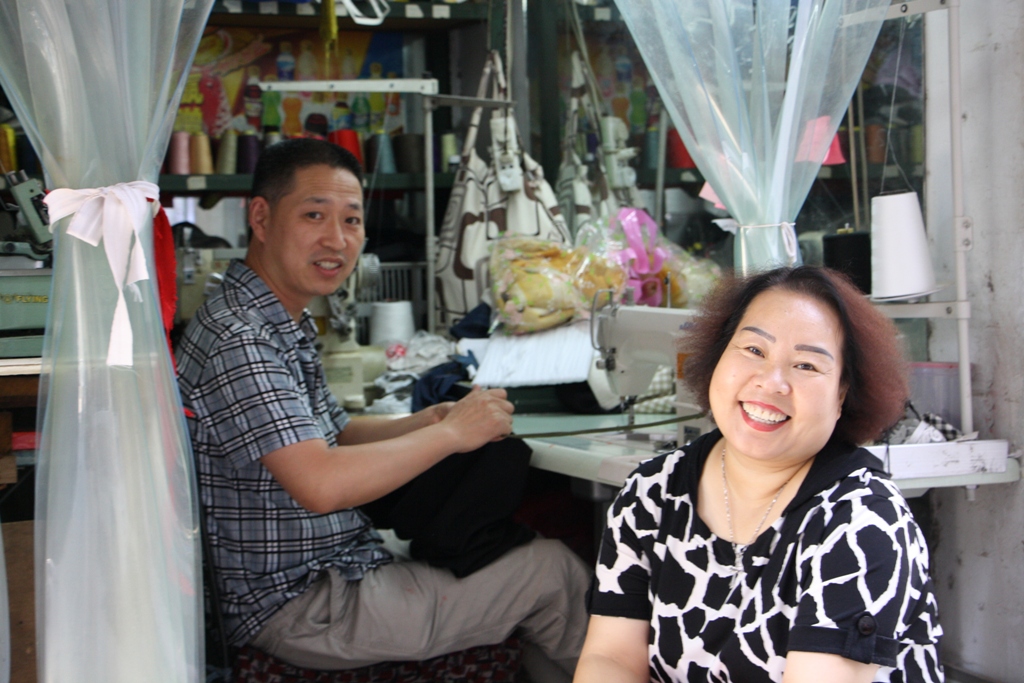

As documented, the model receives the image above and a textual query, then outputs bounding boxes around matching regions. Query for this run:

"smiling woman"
[574,266,942,683]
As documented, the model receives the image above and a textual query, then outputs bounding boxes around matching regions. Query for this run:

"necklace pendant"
[729,544,744,590]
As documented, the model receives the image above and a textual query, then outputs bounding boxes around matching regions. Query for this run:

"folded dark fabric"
[410,359,473,412]
[449,302,492,339]
[361,438,536,578]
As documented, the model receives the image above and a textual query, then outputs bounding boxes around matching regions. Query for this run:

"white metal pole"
[654,106,667,227]
[424,96,436,334]
[947,1,973,433]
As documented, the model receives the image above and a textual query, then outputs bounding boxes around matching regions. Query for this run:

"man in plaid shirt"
[176,139,588,681]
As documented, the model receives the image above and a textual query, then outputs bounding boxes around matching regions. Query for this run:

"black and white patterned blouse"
[588,430,943,682]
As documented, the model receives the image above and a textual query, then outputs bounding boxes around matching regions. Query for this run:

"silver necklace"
[720,445,793,583]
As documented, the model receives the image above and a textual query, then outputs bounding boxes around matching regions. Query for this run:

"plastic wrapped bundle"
[489,236,627,334]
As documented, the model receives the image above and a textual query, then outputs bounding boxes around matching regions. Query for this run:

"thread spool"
[329,129,363,166]
[364,133,396,174]
[666,129,695,169]
[909,125,924,164]
[870,191,938,300]
[264,130,282,148]
[169,131,191,174]
[14,134,41,176]
[237,134,262,174]
[643,129,660,170]
[216,130,238,175]
[393,133,424,173]
[369,301,416,347]
[865,124,887,164]
[823,231,871,294]
[0,126,13,173]
[440,133,458,173]
[190,133,214,174]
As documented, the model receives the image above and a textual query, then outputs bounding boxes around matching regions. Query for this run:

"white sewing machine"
[591,299,713,446]
[307,253,386,410]
[175,246,385,409]
[552,299,1017,497]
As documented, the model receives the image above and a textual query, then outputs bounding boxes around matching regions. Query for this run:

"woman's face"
[709,288,847,466]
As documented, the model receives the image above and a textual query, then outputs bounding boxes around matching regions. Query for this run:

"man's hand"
[262,387,515,514]
[438,387,515,453]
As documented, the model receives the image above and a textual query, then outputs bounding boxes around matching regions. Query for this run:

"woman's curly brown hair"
[680,266,908,445]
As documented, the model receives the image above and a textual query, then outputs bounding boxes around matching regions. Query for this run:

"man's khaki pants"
[251,538,591,678]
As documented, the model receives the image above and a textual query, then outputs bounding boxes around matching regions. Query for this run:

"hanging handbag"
[434,50,571,330]
[556,4,644,241]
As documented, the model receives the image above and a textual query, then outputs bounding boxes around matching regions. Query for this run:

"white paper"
[473,322,595,388]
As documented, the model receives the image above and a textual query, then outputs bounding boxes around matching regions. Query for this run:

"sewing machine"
[536,299,1017,499]
[306,253,386,410]
[591,298,713,446]
[175,242,386,409]
[0,171,52,358]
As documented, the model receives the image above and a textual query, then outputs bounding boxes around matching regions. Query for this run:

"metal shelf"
[158,171,455,194]
[209,0,489,23]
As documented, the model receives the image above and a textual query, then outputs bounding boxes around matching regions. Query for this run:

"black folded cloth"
[360,438,536,578]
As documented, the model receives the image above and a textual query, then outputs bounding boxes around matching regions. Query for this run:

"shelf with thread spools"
[158,171,456,195]
[207,1,489,29]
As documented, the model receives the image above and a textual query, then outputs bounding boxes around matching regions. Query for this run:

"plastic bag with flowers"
[604,207,722,309]
[489,235,627,334]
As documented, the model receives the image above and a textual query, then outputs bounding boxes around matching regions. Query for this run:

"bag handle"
[337,0,390,26]
[461,50,510,160]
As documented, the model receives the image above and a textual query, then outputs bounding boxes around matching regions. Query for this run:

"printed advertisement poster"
[559,22,658,143]
[176,26,406,141]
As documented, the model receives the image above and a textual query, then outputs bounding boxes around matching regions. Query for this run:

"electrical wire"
[879,17,913,195]
[511,411,706,439]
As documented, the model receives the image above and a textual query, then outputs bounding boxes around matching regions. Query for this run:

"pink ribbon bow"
[612,208,670,307]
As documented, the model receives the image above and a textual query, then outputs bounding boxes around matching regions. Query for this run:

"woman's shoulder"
[628,430,720,482]
[799,457,920,540]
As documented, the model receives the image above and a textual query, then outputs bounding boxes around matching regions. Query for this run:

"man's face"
[248,164,365,318]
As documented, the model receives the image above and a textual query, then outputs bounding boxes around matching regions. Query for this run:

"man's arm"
[335,402,455,445]
[261,388,513,514]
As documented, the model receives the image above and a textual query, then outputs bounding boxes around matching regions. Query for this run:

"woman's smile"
[709,288,846,465]
[740,401,790,429]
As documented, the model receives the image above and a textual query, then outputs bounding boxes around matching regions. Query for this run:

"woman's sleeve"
[788,477,936,668]
[587,458,670,621]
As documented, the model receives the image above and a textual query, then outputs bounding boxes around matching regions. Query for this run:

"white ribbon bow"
[43,181,160,367]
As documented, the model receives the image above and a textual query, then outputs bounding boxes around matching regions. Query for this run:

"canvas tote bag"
[556,15,643,240]
[434,50,570,330]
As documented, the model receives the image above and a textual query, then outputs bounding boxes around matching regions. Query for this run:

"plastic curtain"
[613,0,889,274]
[0,1,213,681]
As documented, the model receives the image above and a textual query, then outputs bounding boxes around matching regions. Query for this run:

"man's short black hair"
[251,138,364,207]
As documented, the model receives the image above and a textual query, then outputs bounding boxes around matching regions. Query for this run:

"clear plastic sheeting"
[0,1,213,681]
[613,0,889,273]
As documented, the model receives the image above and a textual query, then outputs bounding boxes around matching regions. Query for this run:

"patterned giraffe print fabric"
[588,431,943,682]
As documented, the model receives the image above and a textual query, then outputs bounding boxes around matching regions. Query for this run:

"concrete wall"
[924,2,1024,680]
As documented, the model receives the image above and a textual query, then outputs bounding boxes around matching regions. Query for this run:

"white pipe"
[655,106,667,227]
[424,96,436,334]
[947,2,973,433]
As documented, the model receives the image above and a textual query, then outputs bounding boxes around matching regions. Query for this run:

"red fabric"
[12,432,37,451]
[152,205,178,365]
[666,129,696,169]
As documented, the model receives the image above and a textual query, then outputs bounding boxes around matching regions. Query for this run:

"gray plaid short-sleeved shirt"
[176,261,392,646]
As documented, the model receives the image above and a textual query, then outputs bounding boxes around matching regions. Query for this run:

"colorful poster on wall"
[558,23,658,143]
[175,26,406,141]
